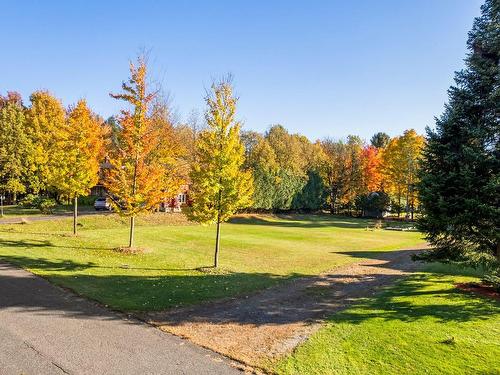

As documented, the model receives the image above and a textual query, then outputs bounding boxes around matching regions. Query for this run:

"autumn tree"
[381,137,404,215]
[244,125,323,211]
[361,145,382,192]
[189,79,253,268]
[320,139,350,213]
[244,134,279,210]
[399,129,424,219]
[150,99,188,204]
[0,92,32,202]
[343,135,364,212]
[26,91,66,193]
[51,100,106,234]
[381,130,424,218]
[105,57,182,249]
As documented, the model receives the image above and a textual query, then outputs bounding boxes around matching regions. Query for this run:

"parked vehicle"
[94,197,112,211]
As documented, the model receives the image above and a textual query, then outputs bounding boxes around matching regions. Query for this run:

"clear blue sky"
[1,0,483,141]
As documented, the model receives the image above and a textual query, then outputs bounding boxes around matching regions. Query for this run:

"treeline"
[0,89,186,210]
[0,91,107,203]
[0,85,424,221]
[242,126,424,217]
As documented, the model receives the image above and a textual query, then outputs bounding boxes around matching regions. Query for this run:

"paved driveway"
[0,262,240,375]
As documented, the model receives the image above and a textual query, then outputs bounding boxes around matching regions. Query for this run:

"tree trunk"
[405,185,410,220]
[129,216,135,248]
[496,241,500,263]
[73,196,78,235]
[410,197,414,220]
[214,219,221,268]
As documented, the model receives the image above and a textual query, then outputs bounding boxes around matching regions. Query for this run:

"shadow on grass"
[326,272,500,326]
[0,237,115,252]
[1,249,497,328]
[0,256,292,318]
[228,214,375,229]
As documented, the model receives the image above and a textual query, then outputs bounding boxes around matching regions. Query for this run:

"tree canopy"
[189,79,253,267]
[418,0,499,272]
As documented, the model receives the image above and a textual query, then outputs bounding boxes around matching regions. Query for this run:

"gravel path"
[144,248,426,370]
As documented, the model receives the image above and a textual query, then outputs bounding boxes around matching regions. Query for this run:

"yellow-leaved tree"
[105,56,183,250]
[398,129,425,219]
[381,129,424,218]
[189,79,253,268]
[26,91,66,193]
[51,100,106,234]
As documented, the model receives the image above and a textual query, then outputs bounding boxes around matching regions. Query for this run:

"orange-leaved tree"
[361,145,382,192]
[105,56,183,249]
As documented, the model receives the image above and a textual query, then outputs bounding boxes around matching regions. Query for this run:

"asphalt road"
[0,262,241,375]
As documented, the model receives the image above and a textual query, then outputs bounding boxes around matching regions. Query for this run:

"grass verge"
[275,263,500,375]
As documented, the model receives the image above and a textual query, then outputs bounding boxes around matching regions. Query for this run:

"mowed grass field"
[0,212,424,311]
[276,263,500,375]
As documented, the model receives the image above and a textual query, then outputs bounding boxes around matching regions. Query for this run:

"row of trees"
[242,126,424,218]
[0,61,189,240]
[0,92,107,233]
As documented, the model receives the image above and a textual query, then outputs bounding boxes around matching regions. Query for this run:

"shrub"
[78,195,99,206]
[19,194,38,208]
[38,198,57,214]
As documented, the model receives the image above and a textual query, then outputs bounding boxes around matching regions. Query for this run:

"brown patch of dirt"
[456,282,500,300]
[141,248,427,370]
[114,246,151,255]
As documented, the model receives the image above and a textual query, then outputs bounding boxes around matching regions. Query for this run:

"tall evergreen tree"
[418,0,499,272]
[370,132,390,149]
[189,79,253,268]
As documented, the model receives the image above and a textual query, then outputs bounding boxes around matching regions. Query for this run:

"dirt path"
[144,248,427,371]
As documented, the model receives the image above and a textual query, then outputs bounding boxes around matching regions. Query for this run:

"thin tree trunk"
[214,185,222,268]
[405,184,410,220]
[496,241,500,263]
[129,216,135,248]
[397,192,401,218]
[73,196,78,235]
[410,194,414,220]
[214,219,221,268]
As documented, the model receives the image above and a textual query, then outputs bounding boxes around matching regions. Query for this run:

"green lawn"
[275,263,500,375]
[0,213,424,311]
